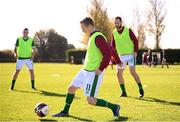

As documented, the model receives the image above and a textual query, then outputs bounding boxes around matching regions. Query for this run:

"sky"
[0,0,180,50]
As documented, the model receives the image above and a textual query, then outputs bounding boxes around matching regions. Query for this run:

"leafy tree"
[34,29,72,62]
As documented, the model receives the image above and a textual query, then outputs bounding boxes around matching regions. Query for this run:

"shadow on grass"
[39,119,58,122]
[13,89,39,94]
[13,89,66,97]
[39,90,66,97]
[69,115,93,121]
[39,90,80,99]
[109,116,128,121]
[129,96,180,107]
[12,89,80,99]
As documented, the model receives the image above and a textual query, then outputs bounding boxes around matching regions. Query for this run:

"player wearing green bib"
[10,28,36,90]
[52,17,120,118]
[112,16,144,98]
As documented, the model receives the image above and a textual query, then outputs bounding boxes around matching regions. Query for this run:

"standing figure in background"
[10,28,36,91]
[111,16,144,98]
[161,50,169,68]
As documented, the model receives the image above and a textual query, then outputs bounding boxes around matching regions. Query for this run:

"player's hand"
[95,69,102,75]
[30,56,34,61]
[134,52,137,57]
[118,62,123,67]
[14,54,17,61]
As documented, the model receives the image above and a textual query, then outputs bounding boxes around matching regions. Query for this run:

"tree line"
[86,0,166,49]
[0,29,75,62]
[0,0,168,62]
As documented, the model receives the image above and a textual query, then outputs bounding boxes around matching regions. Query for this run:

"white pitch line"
[51,74,60,77]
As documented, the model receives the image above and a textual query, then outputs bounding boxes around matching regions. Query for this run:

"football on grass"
[35,102,49,117]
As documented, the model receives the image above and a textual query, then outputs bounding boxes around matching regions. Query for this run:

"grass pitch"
[0,63,180,121]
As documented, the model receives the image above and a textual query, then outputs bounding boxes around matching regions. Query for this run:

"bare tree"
[132,7,147,49]
[146,0,167,49]
[88,0,113,42]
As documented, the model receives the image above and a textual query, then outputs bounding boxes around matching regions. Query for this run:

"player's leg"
[128,56,144,98]
[62,85,78,114]
[87,97,120,117]
[166,61,169,68]
[164,59,169,68]
[86,72,120,117]
[26,59,36,89]
[129,66,144,98]
[117,69,127,97]
[52,85,79,117]
[10,70,20,90]
[117,56,127,97]
[10,59,24,90]
[29,70,35,89]
[162,59,165,68]
[52,69,84,117]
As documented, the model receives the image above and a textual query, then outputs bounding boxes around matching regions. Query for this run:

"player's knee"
[29,70,34,73]
[16,69,20,72]
[68,86,77,94]
[14,70,20,75]
[130,70,134,75]
[117,70,123,75]
[87,97,96,105]
[130,69,136,75]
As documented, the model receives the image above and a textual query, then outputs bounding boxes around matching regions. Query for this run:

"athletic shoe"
[120,92,127,97]
[32,87,37,90]
[139,89,144,98]
[112,105,120,117]
[52,111,69,117]
[9,88,13,91]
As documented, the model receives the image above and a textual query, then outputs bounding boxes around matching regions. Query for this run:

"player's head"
[23,28,29,38]
[114,16,122,30]
[80,17,94,35]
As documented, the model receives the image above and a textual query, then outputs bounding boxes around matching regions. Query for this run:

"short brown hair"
[80,17,94,26]
[115,16,122,22]
[23,28,28,31]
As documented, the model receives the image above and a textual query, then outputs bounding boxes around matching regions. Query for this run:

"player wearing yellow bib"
[52,17,121,118]
[112,16,144,98]
[10,28,36,90]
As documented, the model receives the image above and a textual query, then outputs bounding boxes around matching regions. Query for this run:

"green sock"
[62,93,75,113]
[96,98,117,111]
[31,80,35,88]
[120,84,126,93]
[11,80,16,89]
[137,82,143,89]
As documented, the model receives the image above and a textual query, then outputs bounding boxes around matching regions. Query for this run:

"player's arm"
[129,28,138,57]
[95,35,111,75]
[14,47,17,59]
[31,40,36,60]
[14,38,19,59]
[111,35,121,63]
[111,35,122,67]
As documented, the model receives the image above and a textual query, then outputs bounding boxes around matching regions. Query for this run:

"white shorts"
[16,59,34,70]
[117,54,136,69]
[70,69,104,97]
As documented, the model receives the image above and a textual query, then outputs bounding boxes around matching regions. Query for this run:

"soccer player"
[147,49,152,67]
[111,16,144,98]
[142,52,148,66]
[10,28,36,90]
[52,17,121,118]
[161,50,169,68]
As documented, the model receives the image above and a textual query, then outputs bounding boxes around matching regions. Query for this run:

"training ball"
[35,102,49,117]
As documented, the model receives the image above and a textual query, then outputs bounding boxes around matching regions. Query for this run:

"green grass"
[0,63,180,121]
